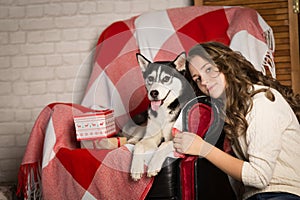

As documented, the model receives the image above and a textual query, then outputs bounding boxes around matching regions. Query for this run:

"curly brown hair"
[187,41,300,142]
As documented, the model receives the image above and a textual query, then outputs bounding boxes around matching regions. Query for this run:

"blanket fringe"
[17,162,42,200]
[262,28,276,79]
[263,49,276,79]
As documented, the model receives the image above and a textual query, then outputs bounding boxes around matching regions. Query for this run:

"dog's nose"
[150,90,159,98]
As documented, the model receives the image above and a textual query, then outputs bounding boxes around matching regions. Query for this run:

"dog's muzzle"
[150,90,171,111]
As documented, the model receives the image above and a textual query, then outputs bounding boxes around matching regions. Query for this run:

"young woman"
[173,42,300,200]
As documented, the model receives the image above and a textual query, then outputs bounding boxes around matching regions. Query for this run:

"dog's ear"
[173,52,186,72]
[136,53,151,72]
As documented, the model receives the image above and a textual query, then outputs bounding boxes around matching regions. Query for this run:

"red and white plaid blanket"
[17,6,275,200]
[81,5,275,129]
[17,103,153,199]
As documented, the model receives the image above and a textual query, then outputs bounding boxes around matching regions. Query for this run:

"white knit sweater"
[232,85,300,200]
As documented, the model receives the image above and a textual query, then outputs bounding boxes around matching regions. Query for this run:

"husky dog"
[128,52,194,181]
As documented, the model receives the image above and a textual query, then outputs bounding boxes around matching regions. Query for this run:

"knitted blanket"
[81,5,275,130]
[17,103,153,199]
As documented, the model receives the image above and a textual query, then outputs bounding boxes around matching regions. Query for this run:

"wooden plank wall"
[194,0,293,87]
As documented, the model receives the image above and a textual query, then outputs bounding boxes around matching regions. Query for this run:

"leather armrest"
[146,157,181,199]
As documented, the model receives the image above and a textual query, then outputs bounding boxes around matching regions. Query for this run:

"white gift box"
[74,109,116,141]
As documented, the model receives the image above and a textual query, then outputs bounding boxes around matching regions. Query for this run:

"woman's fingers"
[174,146,183,153]
[173,133,183,152]
[173,132,206,156]
[174,132,183,138]
[173,132,193,153]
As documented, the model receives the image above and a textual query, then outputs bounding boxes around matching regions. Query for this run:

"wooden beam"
[288,0,300,93]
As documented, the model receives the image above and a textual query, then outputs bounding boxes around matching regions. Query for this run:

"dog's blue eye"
[147,76,154,83]
[162,76,170,82]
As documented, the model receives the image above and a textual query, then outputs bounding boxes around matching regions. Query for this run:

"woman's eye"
[194,77,201,83]
[205,66,212,73]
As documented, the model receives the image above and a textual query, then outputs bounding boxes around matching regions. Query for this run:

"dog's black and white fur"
[123,52,194,181]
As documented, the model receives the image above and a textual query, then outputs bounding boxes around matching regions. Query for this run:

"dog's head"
[137,52,188,111]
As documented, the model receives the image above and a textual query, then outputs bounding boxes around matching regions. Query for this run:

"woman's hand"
[173,132,213,157]
[174,131,244,181]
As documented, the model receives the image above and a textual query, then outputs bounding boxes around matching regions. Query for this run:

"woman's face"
[189,55,226,99]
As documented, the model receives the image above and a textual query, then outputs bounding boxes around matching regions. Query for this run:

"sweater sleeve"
[241,90,292,189]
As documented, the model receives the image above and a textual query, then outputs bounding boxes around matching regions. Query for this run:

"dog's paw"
[147,161,163,177]
[131,172,144,181]
[130,156,145,181]
[147,161,162,178]
[146,154,165,178]
[147,170,160,178]
[130,167,144,181]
